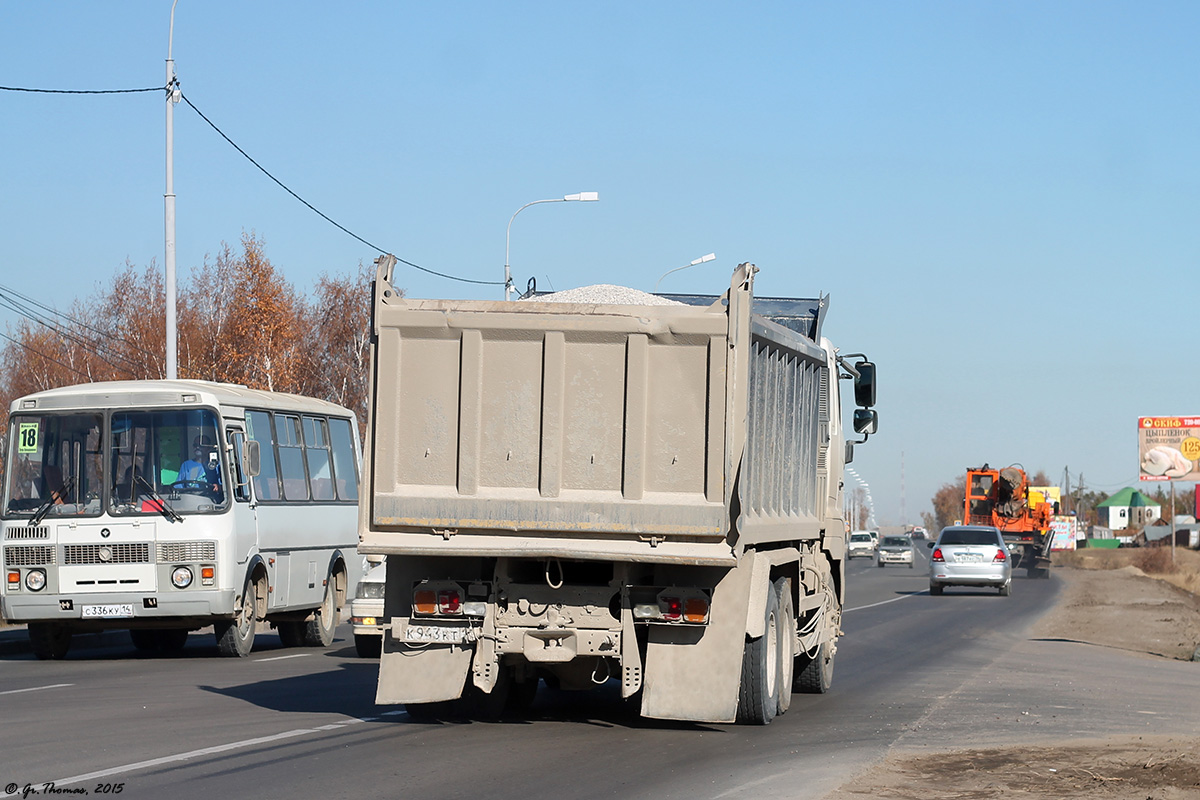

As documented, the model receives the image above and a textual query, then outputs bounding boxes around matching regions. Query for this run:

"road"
[0,547,1096,800]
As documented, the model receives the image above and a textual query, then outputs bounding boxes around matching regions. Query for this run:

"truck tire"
[216,577,258,657]
[796,638,834,694]
[29,622,71,660]
[774,578,795,716]
[737,585,780,724]
[354,633,382,658]
[303,573,339,647]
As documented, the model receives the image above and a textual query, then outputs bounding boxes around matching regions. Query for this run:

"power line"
[0,282,157,365]
[0,330,94,381]
[178,92,504,287]
[4,81,503,288]
[0,84,163,94]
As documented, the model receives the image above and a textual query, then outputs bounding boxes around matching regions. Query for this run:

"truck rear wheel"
[796,638,834,694]
[774,578,795,716]
[737,586,780,724]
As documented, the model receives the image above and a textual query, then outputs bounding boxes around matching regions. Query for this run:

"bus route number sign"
[18,422,39,454]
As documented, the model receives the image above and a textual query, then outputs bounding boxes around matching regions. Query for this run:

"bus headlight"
[25,569,47,592]
[171,566,194,589]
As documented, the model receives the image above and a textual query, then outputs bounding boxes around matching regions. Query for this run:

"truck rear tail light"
[413,589,437,615]
[437,589,461,615]
[931,548,944,562]
[683,598,709,623]
[993,548,1007,562]
[661,596,682,622]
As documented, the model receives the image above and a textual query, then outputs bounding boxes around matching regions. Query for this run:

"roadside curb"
[0,626,130,657]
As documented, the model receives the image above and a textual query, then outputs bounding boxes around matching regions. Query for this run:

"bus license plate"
[404,624,467,644]
[82,604,134,619]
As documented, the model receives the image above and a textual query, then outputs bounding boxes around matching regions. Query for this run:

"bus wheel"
[29,622,71,660]
[303,574,338,647]
[216,577,258,657]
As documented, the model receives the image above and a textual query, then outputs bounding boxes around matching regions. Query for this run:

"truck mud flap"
[376,639,472,705]
[640,557,754,723]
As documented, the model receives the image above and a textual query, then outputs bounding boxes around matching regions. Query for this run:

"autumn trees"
[0,233,381,434]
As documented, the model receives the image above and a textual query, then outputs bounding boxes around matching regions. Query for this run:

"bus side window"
[275,414,309,501]
[328,417,359,501]
[303,416,335,501]
[246,410,280,501]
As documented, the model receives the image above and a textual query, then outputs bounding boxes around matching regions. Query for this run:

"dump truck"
[963,464,1054,577]
[359,259,877,724]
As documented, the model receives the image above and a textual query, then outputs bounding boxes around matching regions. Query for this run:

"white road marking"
[845,591,925,613]
[50,711,409,787]
[253,653,312,662]
[0,683,74,696]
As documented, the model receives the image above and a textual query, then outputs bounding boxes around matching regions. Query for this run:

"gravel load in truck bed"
[530,284,686,306]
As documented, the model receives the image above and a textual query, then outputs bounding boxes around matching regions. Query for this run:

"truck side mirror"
[853,408,878,435]
[243,440,262,477]
[854,361,876,407]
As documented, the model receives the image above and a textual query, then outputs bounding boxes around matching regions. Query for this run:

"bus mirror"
[853,408,878,435]
[244,440,262,477]
[845,440,855,465]
[854,361,876,408]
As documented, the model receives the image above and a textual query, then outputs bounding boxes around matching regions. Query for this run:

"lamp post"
[164,0,181,380]
[504,192,599,300]
[654,253,716,292]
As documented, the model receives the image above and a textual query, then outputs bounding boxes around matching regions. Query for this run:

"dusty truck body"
[359,259,876,723]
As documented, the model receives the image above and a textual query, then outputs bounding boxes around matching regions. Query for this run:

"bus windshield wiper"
[30,477,75,526]
[135,474,184,523]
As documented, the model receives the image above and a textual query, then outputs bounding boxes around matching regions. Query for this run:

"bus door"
[226,428,258,566]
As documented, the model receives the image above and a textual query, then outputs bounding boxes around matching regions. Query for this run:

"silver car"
[877,535,915,568]
[928,525,1012,596]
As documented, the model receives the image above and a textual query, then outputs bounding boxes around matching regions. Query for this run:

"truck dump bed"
[362,261,838,566]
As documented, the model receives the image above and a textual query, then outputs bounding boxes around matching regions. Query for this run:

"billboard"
[1138,417,1200,482]
[1049,515,1078,551]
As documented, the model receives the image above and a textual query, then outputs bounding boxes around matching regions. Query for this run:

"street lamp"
[504,192,599,300]
[653,253,716,292]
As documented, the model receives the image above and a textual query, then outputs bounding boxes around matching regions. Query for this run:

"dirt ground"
[825,549,1200,799]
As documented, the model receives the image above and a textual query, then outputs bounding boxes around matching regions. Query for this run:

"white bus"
[2,380,362,659]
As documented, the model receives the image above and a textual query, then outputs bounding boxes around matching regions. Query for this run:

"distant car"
[848,531,876,559]
[877,535,915,568]
[928,525,1012,596]
[350,562,386,657]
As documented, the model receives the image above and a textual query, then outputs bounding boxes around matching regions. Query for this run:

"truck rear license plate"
[81,604,134,619]
[404,624,467,644]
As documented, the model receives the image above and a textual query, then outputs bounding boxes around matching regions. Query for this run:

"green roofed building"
[1096,488,1161,530]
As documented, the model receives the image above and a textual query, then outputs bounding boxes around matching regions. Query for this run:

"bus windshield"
[3,408,229,520]
[5,413,104,519]
[109,409,228,515]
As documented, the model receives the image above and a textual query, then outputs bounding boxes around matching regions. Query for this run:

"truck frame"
[359,259,876,723]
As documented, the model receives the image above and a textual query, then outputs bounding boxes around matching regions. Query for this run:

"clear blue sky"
[2,2,1196,523]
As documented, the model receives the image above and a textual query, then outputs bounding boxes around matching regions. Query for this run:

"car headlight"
[171,566,194,589]
[356,582,385,600]
[25,569,47,592]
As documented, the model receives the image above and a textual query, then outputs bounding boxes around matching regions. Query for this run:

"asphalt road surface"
[0,548,1100,800]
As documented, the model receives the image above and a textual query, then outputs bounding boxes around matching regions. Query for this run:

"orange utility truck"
[963,465,1054,578]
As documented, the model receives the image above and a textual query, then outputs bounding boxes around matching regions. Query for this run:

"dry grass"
[1056,545,1200,597]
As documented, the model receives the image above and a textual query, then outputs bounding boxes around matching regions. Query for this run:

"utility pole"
[164,0,181,380]
[899,450,907,527]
